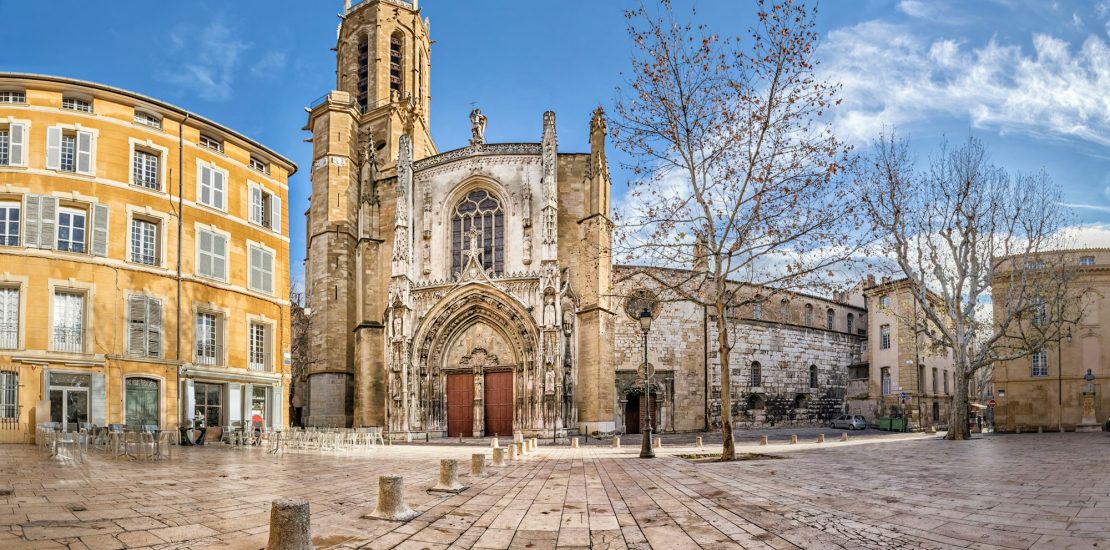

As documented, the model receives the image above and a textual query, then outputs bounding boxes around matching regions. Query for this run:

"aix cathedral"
[303,0,883,438]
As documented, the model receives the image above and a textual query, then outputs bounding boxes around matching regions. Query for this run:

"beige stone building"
[992,249,1108,432]
[0,74,295,443]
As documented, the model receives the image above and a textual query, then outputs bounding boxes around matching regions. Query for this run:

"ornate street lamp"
[638,307,655,459]
[558,311,574,444]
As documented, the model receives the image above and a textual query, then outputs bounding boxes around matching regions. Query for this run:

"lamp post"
[638,308,655,459]
[558,313,574,444]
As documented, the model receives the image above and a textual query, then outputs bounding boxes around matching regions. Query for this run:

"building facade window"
[197,228,227,281]
[826,308,835,330]
[56,207,87,253]
[0,91,25,104]
[251,386,270,427]
[880,324,891,349]
[918,364,925,394]
[357,34,369,111]
[130,218,158,265]
[846,313,854,334]
[197,164,227,210]
[195,312,220,366]
[249,245,274,295]
[879,294,890,308]
[943,370,949,394]
[751,361,762,387]
[804,304,813,326]
[809,365,818,388]
[250,184,281,232]
[48,372,89,432]
[46,127,94,175]
[780,299,790,323]
[0,370,17,420]
[1080,255,1096,266]
[198,134,223,153]
[881,367,891,395]
[0,202,19,246]
[248,321,270,372]
[752,302,763,320]
[249,156,268,174]
[126,295,162,358]
[0,122,27,166]
[132,149,160,190]
[451,189,504,276]
[932,367,939,394]
[52,290,85,353]
[133,111,162,129]
[61,97,92,112]
[389,31,404,97]
[193,382,222,427]
[0,287,17,350]
[1032,300,1046,326]
[125,377,159,429]
[1031,348,1048,376]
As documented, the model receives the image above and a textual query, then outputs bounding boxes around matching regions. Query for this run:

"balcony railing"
[0,323,16,349]
[249,360,272,373]
[52,327,84,353]
[194,343,222,366]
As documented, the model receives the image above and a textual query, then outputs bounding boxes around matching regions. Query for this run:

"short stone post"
[759,435,768,446]
[491,437,499,448]
[514,430,523,443]
[817,434,825,443]
[458,434,463,444]
[430,459,468,493]
[790,434,798,445]
[695,436,703,448]
[492,447,505,466]
[653,437,662,448]
[266,498,311,550]
[1037,426,1043,434]
[470,454,487,477]
[571,437,579,448]
[612,436,621,448]
[366,475,420,522]
[840,433,848,442]
[508,444,517,461]
[515,441,525,457]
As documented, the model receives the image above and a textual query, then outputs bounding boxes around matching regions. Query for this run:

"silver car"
[831,414,868,430]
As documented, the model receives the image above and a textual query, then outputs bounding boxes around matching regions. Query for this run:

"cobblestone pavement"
[1,432,1108,549]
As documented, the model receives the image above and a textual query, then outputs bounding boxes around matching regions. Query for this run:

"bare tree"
[289,281,314,427]
[860,134,1084,440]
[612,0,863,460]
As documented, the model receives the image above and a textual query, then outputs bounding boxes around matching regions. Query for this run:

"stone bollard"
[790,435,798,445]
[759,435,768,446]
[612,436,621,448]
[491,437,499,449]
[532,437,539,450]
[430,459,468,493]
[508,444,517,461]
[514,430,523,443]
[817,434,825,444]
[458,434,463,444]
[266,498,311,550]
[840,433,848,442]
[1016,426,1021,434]
[695,436,703,448]
[653,437,662,448]
[571,437,579,448]
[470,454,487,477]
[515,441,525,457]
[1037,426,1043,434]
[492,447,505,466]
[366,475,420,522]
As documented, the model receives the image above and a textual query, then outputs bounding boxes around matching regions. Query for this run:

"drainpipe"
[177,114,189,429]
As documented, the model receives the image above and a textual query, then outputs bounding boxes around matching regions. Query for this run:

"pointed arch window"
[751,361,762,387]
[389,31,404,98]
[451,189,504,276]
[357,34,369,111]
[809,365,818,388]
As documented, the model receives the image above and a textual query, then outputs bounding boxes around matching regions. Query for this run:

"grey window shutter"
[23,194,40,248]
[90,203,109,257]
[76,131,93,174]
[213,235,226,280]
[39,196,57,249]
[45,127,61,170]
[200,166,211,206]
[147,298,162,358]
[213,170,225,209]
[90,372,106,427]
[127,296,146,356]
[9,123,25,166]
[271,195,282,234]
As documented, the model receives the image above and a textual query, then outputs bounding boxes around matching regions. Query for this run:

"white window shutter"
[8,123,25,166]
[127,296,146,356]
[199,165,211,206]
[39,196,57,249]
[198,230,212,277]
[213,234,226,279]
[214,170,225,209]
[76,131,93,174]
[264,325,273,370]
[90,203,109,257]
[45,127,61,170]
[90,372,106,426]
[147,298,162,358]
[249,247,261,290]
[23,194,40,248]
[262,250,273,293]
[271,195,281,233]
[250,186,262,224]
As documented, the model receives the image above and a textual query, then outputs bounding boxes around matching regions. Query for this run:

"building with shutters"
[0,73,295,443]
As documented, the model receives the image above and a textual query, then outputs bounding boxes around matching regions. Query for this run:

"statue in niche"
[542,288,557,327]
[469,108,487,146]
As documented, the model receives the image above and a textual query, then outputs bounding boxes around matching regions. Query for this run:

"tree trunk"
[715,306,735,460]
[946,366,971,440]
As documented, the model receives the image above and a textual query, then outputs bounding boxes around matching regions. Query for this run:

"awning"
[969,403,988,410]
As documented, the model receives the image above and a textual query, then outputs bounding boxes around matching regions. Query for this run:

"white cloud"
[250,51,287,78]
[820,21,1110,147]
[159,20,251,102]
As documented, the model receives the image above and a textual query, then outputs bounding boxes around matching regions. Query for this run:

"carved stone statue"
[469,108,487,146]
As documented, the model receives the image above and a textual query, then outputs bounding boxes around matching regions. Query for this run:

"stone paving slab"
[1,432,1109,548]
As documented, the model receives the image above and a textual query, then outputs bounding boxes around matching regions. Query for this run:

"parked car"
[831,415,868,430]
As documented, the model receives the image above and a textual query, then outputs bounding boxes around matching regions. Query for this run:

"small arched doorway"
[624,392,658,434]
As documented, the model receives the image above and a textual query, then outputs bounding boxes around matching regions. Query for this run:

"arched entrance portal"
[624,392,658,434]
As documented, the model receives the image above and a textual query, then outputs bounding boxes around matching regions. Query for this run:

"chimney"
[866,274,875,287]
[693,233,709,273]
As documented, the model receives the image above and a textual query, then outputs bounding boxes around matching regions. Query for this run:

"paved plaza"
[1,431,1109,549]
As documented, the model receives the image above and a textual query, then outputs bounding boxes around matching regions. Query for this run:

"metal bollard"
[470,453,487,477]
[430,459,468,493]
[790,434,798,445]
[492,447,506,466]
[612,436,621,448]
[760,435,768,446]
[266,498,312,550]
[366,475,420,522]
[817,434,825,443]
[695,436,702,448]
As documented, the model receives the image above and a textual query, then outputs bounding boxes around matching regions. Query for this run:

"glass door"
[48,373,90,432]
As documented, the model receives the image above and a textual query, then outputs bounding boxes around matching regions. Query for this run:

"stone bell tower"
[303,0,436,427]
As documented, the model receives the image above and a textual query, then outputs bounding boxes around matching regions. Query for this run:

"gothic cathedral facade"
[304,0,616,437]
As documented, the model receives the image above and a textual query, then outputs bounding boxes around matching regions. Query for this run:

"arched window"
[826,308,835,330]
[357,34,369,111]
[780,299,790,323]
[809,365,818,388]
[389,31,404,98]
[451,189,504,275]
[751,361,762,387]
[804,304,813,326]
[846,313,854,334]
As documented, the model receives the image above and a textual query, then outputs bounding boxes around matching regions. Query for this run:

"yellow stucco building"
[0,74,295,443]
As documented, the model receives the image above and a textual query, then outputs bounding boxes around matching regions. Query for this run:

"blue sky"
[3,0,1110,284]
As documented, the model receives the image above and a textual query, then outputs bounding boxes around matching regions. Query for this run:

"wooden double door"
[446,371,513,437]
[624,393,658,434]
